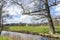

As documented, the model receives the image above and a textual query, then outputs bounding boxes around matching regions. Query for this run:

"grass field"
[0,36,12,40]
[4,25,60,34]
[0,25,60,39]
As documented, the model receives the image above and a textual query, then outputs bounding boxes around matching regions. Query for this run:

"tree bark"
[0,6,2,34]
[45,0,55,34]
[0,0,4,35]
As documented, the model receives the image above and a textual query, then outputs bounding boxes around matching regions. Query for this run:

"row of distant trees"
[3,18,60,26]
[53,18,60,26]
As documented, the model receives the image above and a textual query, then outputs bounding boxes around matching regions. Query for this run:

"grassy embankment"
[4,25,60,34]
[0,25,60,39]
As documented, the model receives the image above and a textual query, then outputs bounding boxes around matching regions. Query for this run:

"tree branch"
[49,1,60,7]
[22,9,47,16]
[12,0,25,13]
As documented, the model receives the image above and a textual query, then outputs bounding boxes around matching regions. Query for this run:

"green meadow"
[0,25,60,40]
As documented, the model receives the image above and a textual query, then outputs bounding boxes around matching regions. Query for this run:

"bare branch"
[22,9,47,16]
[12,0,25,13]
[49,0,60,7]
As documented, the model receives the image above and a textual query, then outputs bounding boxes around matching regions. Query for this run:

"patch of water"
[1,31,60,40]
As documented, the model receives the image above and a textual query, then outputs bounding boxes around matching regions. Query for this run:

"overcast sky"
[3,0,60,24]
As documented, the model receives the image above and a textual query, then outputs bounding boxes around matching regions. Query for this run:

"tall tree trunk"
[0,7,2,34]
[45,0,55,34]
[0,0,3,34]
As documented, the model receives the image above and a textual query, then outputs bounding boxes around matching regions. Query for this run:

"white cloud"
[3,0,48,24]
[3,17,21,24]
[54,4,60,16]
[6,5,23,15]
[19,15,33,23]
[3,2,23,16]
[55,4,60,11]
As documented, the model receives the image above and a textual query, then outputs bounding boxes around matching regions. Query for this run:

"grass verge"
[0,36,12,40]
[4,26,60,34]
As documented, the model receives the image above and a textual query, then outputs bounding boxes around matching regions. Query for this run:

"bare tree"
[0,0,7,34]
[44,0,60,34]
[12,0,60,34]
[45,0,55,34]
[0,0,60,34]
[0,0,3,34]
